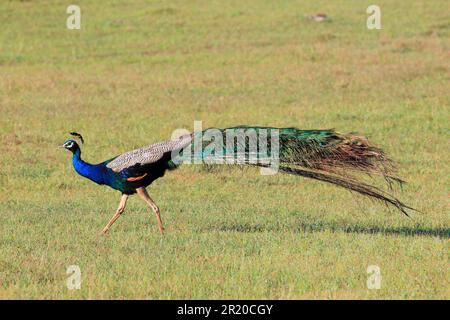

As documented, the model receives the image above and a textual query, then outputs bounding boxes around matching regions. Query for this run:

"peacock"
[60,127,414,234]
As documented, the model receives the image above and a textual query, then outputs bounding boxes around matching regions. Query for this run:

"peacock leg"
[136,187,164,234]
[101,194,128,235]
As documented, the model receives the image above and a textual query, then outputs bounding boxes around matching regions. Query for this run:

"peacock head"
[60,139,80,153]
[60,132,84,153]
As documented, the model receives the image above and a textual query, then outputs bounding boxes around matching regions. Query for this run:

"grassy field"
[0,0,449,299]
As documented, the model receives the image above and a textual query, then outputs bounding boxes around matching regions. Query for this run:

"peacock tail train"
[174,126,414,215]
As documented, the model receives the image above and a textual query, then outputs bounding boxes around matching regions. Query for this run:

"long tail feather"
[180,126,415,214]
[273,165,414,216]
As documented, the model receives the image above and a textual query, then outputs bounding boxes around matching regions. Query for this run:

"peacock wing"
[106,134,192,176]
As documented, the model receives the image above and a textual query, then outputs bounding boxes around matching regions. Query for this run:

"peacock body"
[62,126,414,234]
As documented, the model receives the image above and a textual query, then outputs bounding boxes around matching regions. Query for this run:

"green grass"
[0,0,449,299]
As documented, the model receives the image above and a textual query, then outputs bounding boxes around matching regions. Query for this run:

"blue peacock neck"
[72,148,106,185]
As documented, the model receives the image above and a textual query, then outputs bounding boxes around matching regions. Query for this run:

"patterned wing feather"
[106,134,192,173]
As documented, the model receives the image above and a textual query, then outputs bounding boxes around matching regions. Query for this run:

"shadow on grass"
[206,221,449,239]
